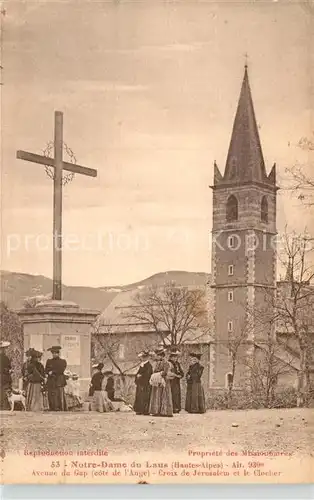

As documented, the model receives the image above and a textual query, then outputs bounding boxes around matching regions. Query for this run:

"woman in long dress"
[25,350,46,411]
[134,351,153,415]
[168,348,184,413]
[149,349,173,417]
[22,348,33,393]
[185,353,206,414]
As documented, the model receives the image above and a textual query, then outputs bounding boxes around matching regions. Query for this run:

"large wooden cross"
[17,111,97,301]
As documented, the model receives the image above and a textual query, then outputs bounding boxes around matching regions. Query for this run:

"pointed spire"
[213,161,223,185]
[268,163,276,184]
[223,65,268,184]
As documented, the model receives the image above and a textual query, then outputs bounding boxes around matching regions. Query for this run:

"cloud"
[101,41,210,56]
[64,80,149,93]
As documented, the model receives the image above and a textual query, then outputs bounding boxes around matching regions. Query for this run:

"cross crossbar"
[16,110,98,301]
[16,150,97,178]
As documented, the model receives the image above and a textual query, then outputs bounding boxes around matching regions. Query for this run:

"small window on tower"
[228,321,233,332]
[228,236,235,248]
[226,195,238,222]
[228,290,234,302]
[261,196,268,223]
[228,264,234,276]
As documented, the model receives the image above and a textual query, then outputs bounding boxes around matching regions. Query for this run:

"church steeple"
[210,65,278,390]
[222,65,272,185]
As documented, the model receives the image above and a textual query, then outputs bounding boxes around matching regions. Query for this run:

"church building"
[210,64,278,389]
[94,65,312,400]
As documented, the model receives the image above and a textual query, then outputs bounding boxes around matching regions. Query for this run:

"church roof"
[216,65,275,187]
[94,284,213,343]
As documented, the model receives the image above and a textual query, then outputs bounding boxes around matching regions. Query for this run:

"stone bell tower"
[210,65,278,388]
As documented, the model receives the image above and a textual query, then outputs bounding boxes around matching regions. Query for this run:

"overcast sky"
[1,0,313,286]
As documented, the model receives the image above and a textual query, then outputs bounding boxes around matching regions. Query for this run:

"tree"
[226,318,251,403]
[125,282,209,347]
[91,321,148,402]
[274,230,314,406]
[0,302,23,384]
[246,332,295,408]
[286,134,314,206]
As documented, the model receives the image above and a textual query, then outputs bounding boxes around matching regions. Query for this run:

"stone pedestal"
[17,300,100,398]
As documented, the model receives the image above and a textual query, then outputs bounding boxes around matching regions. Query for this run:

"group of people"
[0,341,80,412]
[23,344,80,411]
[134,347,206,417]
[1,340,206,416]
[89,364,124,412]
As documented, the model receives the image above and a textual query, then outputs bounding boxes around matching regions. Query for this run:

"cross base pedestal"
[17,301,100,398]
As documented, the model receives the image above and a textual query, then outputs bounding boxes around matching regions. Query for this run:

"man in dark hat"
[45,346,67,411]
[0,341,12,410]
[168,347,184,414]
[134,350,153,415]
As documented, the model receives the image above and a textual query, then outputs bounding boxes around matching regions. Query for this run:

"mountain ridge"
[0,270,211,311]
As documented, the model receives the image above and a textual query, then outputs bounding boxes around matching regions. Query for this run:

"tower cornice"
[210,180,279,192]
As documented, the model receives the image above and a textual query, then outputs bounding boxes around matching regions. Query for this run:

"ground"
[1,408,313,456]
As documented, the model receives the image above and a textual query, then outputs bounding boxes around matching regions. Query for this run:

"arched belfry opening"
[226,195,238,222]
[261,195,268,223]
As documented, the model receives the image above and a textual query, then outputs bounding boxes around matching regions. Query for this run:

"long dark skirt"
[0,385,10,410]
[170,379,182,413]
[149,382,173,417]
[185,382,206,414]
[134,383,151,415]
[26,383,44,411]
[47,386,67,411]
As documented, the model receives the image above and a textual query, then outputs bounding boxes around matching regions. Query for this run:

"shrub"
[206,388,299,410]
[271,388,298,408]
[0,302,23,385]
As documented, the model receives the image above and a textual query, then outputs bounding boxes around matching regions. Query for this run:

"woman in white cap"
[64,372,82,411]
[70,373,82,409]
[149,348,173,417]
[0,341,12,410]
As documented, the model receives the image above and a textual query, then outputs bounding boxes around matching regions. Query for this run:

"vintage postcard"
[0,0,313,485]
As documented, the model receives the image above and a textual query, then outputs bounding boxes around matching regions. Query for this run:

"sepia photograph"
[0,0,313,485]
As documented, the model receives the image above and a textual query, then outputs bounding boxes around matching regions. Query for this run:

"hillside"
[0,270,210,311]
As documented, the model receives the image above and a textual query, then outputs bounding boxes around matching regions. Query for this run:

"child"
[64,370,75,409]
[90,363,113,412]
[69,373,82,410]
